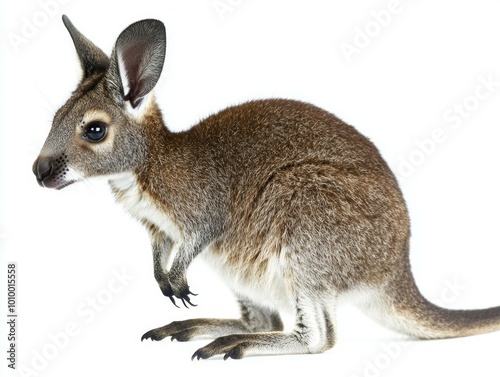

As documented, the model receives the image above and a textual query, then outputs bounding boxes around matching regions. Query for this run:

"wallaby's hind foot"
[142,300,283,342]
[192,297,336,360]
[192,333,300,360]
[142,319,250,342]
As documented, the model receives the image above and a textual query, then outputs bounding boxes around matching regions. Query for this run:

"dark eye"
[83,121,108,142]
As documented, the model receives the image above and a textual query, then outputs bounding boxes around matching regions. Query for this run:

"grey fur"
[33,16,500,360]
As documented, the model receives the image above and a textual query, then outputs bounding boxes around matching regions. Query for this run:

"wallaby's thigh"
[248,163,409,292]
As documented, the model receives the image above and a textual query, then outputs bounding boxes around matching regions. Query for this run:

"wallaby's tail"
[364,242,500,339]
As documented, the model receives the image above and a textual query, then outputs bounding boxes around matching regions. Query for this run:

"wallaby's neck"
[128,101,194,203]
[108,101,205,237]
[139,102,175,163]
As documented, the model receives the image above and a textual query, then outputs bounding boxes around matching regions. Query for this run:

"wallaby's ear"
[107,19,166,109]
[62,15,109,78]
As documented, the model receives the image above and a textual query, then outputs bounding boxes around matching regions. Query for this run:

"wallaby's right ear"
[106,19,166,109]
[62,15,109,78]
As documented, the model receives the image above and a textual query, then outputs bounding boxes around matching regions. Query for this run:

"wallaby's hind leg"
[141,299,283,342]
[192,296,336,360]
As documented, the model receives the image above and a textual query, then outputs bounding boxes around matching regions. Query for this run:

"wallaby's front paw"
[155,272,181,307]
[171,284,197,308]
[161,277,197,308]
[181,290,197,308]
[159,283,181,308]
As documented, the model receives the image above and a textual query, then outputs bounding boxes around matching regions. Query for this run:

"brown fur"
[33,16,500,360]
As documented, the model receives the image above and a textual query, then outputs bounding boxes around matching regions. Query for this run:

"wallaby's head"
[33,15,166,189]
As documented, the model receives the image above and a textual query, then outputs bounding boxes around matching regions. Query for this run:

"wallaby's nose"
[33,156,54,185]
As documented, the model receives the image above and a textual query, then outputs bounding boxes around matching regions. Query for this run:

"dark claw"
[141,330,158,341]
[191,350,206,361]
[168,295,180,308]
[180,294,197,308]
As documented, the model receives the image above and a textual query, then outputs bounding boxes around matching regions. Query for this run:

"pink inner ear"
[121,44,148,107]
[110,19,166,108]
[123,44,146,79]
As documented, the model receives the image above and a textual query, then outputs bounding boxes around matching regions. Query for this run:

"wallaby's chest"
[108,173,182,243]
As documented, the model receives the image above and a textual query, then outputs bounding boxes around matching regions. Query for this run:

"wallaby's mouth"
[33,154,77,190]
[37,178,76,190]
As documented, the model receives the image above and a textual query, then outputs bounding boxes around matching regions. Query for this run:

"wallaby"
[33,16,500,360]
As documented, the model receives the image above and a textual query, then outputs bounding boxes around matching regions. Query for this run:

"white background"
[1,0,500,376]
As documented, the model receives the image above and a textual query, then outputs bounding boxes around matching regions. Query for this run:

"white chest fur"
[108,172,183,246]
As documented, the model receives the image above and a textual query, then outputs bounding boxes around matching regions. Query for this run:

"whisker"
[81,177,100,193]
[33,84,57,117]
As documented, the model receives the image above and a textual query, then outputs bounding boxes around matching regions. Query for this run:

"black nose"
[33,156,54,183]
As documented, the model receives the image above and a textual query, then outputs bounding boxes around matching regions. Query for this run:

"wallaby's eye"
[83,121,108,142]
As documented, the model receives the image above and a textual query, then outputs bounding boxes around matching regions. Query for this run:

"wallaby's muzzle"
[32,154,74,190]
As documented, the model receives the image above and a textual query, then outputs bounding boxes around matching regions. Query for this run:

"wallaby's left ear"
[107,19,166,109]
[62,15,110,78]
